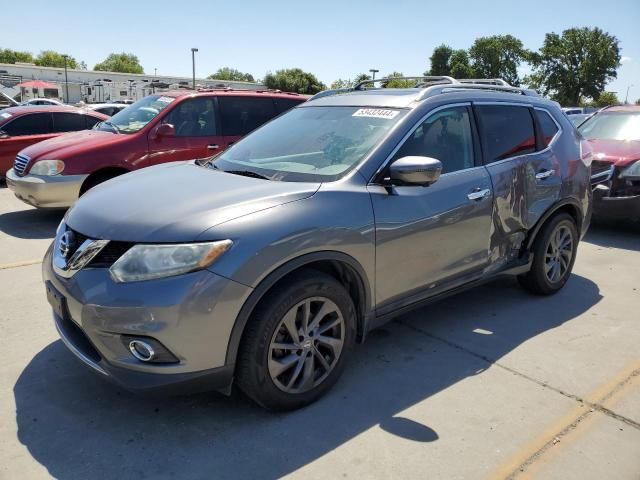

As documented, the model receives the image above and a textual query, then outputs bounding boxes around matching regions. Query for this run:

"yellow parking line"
[0,259,42,270]
[491,360,640,479]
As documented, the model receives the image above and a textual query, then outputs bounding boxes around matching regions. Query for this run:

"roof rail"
[417,83,539,100]
[457,78,511,86]
[354,75,457,90]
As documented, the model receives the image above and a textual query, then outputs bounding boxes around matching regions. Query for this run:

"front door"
[369,104,494,313]
[147,97,225,166]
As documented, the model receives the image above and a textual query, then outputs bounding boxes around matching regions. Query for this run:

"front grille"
[88,241,134,267]
[13,153,30,176]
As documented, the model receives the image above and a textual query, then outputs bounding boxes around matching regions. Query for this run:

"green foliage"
[526,27,620,105]
[591,91,619,107]
[354,73,371,85]
[263,68,325,94]
[425,44,454,76]
[382,72,414,88]
[468,35,528,86]
[94,53,144,74]
[208,67,255,82]
[330,78,353,89]
[35,50,78,69]
[0,48,34,64]
[449,50,474,79]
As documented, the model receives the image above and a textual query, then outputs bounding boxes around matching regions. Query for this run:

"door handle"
[535,169,555,180]
[207,144,219,150]
[467,188,491,201]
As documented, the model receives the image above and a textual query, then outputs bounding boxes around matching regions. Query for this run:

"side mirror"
[0,130,9,139]
[389,156,442,186]
[154,123,175,138]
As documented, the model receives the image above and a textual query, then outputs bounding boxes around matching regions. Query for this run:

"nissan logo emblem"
[58,231,75,259]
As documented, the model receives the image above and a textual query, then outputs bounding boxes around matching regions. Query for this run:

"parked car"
[579,105,640,222]
[568,113,591,127]
[0,106,107,180]
[42,79,592,410]
[6,90,307,208]
[562,107,598,115]
[85,103,128,117]
[21,98,64,106]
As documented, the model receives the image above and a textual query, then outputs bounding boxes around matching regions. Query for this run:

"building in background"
[0,63,264,105]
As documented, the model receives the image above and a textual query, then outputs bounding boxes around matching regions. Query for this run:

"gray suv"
[43,77,592,410]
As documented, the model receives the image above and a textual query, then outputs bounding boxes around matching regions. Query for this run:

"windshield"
[95,95,175,134]
[579,112,640,141]
[213,106,406,181]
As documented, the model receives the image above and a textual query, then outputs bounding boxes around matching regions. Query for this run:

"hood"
[65,162,320,242]
[20,130,128,160]
[587,139,640,167]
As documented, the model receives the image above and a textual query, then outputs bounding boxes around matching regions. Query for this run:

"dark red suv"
[6,90,306,208]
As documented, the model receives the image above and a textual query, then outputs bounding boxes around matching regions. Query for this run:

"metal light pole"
[369,68,379,82]
[62,54,69,103]
[191,48,198,90]
[625,84,634,104]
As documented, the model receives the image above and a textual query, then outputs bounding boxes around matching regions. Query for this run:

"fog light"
[128,340,155,362]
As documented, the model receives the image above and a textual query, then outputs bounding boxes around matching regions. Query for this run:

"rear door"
[0,112,54,174]
[147,96,223,165]
[51,112,90,133]
[369,104,494,314]
[218,96,277,147]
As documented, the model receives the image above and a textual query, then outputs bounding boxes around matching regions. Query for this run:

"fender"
[224,251,373,366]
[524,197,584,251]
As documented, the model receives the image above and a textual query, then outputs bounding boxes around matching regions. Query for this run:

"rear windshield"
[578,112,640,141]
[212,106,406,182]
[95,95,175,134]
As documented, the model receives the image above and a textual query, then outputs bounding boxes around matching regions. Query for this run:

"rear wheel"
[519,213,578,295]
[237,270,355,411]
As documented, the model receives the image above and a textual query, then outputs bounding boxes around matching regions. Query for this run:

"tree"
[636,98,640,106]
[354,73,371,85]
[449,50,474,79]
[263,68,325,94]
[94,53,144,74]
[382,72,414,88]
[0,48,34,64]
[330,78,353,89]
[208,67,254,82]
[591,91,619,107]
[425,44,454,76]
[34,50,78,69]
[468,35,528,86]
[526,27,620,105]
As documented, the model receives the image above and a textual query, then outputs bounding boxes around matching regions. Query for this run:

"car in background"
[568,113,591,127]
[563,107,598,116]
[578,105,640,222]
[42,79,591,410]
[6,89,306,207]
[0,106,107,180]
[85,103,128,117]
[21,98,64,106]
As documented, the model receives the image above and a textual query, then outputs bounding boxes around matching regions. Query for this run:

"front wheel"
[519,213,578,295]
[236,270,356,411]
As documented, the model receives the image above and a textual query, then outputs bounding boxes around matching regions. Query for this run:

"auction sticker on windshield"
[352,108,400,119]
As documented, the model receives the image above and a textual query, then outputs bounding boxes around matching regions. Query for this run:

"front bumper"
[593,188,640,223]
[42,246,253,393]
[6,168,87,209]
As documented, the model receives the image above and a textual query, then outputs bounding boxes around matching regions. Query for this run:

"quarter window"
[2,113,51,136]
[164,98,217,137]
[219,97,277,136]
[535,109,559,148]
[477,105,536,163]
[391,106,475,174]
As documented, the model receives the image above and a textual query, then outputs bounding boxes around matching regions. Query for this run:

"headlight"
[30,160,65,176]
[109,240,232,283]
[620,160,640,179]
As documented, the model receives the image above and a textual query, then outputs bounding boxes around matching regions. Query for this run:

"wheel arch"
[224,251,373,367]
[80,166,131,195]
[524,198,583,252]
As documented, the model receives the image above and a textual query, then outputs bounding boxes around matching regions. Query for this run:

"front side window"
[2,113,51,136]
[219,97,276,136]
[477,105,536,163]
[213,106,407,181]
[578,112,640,141]
[96,95,175,134]
[164,98,217,137]
[535,109,560,147]
[52,112,86,132]
[391,106,475,174]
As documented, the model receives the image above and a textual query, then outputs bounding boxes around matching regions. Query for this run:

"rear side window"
[273,98,303,115]
[52,112,86,132]
[2,113,52,136]
[476,105,536,163]
[164,97,217,137]
[219,97,277,136]
[535,109,560,147]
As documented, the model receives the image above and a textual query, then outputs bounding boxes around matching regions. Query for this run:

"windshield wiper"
[225,169,271,180]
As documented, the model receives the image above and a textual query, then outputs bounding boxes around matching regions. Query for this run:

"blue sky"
[4,0,639,101]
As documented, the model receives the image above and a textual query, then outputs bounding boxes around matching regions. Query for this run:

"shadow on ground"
[0,208,63,239]
[585,222,640,252]
[14,274,601,479]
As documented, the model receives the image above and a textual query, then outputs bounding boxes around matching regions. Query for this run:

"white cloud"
[621,56,632,64]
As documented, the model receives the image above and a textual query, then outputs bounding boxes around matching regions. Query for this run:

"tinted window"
[273,98,303,115]
[392,106,475,174]
[3,113,51,136]
[163,97,217,137]
[219,97,276,136]
[477,105,536,163]
[85,115,102,129]
[52,112,86,132]
[535,109,559,147]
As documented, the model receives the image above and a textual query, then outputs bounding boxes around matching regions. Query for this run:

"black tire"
[79,171,126,196]
[519,213,579,295]
[236,269,356,411]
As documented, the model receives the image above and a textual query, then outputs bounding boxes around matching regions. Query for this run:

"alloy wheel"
[544,224,574,283]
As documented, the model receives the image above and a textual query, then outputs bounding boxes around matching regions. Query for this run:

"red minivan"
[0,106,107,179]
[6,90,306,208]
